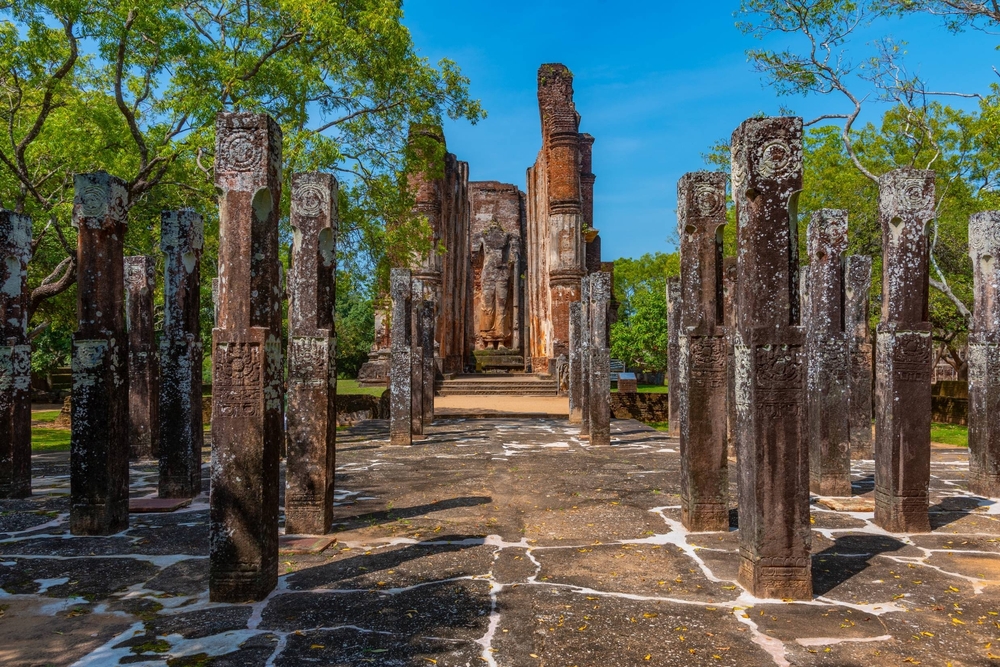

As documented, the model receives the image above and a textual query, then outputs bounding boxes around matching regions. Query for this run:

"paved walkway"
[434,395,569,417]
[0,419,997,666]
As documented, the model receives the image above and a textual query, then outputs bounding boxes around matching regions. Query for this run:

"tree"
[609,252,678,372]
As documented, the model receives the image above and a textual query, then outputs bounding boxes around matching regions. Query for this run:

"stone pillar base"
[874,490,931,534]
[738,552,812,600]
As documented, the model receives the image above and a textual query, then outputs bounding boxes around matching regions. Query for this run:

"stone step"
[436,375,559,397]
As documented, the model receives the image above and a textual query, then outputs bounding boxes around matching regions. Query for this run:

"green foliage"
[610,252,676,372]
[29,325,73,376]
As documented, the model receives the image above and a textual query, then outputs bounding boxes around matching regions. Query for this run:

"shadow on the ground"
[929,495,985,530]
[333,496,492,530]
[812,534,906,596]
[851,474,874,495]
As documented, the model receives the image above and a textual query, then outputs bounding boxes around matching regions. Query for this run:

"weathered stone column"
[677,172,729,532]
[806,210,852,497]
[968,211,1000,497]
[568,302,583,423]
[723,257,738,458]
[420,300,435,426]
[390,268,413,446]
[845,255,874,459]
[589,272,611,446]
[210,113,284,602]
[125,256,159,461]
[874,168,934,533]
[158,210,204,499]
[0,210,32,499]
[70,172,130,535]
[285,172,338,535]
[731,116,811,599]
[410,279,424,437]
[580,276,592,437]
[667,277,681,437]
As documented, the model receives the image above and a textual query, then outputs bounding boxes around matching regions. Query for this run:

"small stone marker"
[968,211,1000,497]
[568,302,584,422]
[589,272,612,446]
[617,372,637,394]
[390,268,413,446]
[677,171,729,532]
[129,497,192,513]
[158,210,204,499]
[806,209,852,497]
[279,534,337,555]
[731,116,811,599]
[285,172,338,536]
[70,172,130,535]
[667,276,681,438]
[210,112,284,602]
[874,168,935,534]
[0,210,32,499]
[845,255,874,459]
[125,255,159,461]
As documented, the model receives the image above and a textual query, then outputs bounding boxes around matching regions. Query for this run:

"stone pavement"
[1,419,998,666]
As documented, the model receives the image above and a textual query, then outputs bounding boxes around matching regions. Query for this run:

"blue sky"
[403,1,1000,261]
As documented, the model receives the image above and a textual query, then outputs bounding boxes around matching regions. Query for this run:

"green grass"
[613,383,670,394]
[931,422,968,447]
[31,410,61,423]
[646,421,671,432]
[338,379,386,397]
[32,428,70,452]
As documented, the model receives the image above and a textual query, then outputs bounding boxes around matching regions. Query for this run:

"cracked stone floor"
[1,418,999,666]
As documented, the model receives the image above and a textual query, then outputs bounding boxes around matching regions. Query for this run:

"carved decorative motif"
[218,130,263,172]
[293,183,327,218]
[755,345,803,389]
[693,183,724,218]
[758,139,794,180]
[80,185,109,218]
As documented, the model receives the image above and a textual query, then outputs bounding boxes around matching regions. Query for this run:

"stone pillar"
[874,168,935,533]
[390,268,413,446]
[806,210,852,497]
[410,280,424,437]
[210,113,284,602]
[666,277,681,437]
[420,300,435,426]
[568,302,583,423]
[845,255,874,459]
[158,210,204,499]
[0,210,32,499]
[580,276,592,437]
[70,172,130,535]
[285,172,338,535]
[589,272,611,446]
[124,256,159,461]
[677,172,729,532]
[723,257,738,458]
[969,211,1000,497]
[731,116,811,599]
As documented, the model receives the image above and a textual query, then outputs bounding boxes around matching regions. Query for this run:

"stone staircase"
[436,374,559,397]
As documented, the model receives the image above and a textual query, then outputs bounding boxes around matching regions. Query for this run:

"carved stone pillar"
[723,257,738,459]
[580,276,591,437]
[420,300,435,426]
[731,116,811,599]
[873,169,935,533]
[806,209,851,497]
[390,268,413,446]
[210,113,284,602]
[569,302,583,423]
[285,172,338,535]
[125,256,158,461]
[677,172,729,532]
[968,211,1000,497]
[845,255,874,459]
[0,210,31,499]
[666,277,681,438]
[70,172,130,535]
[158,210,204,499]
[410,279,424,436]
[589,272,611,446]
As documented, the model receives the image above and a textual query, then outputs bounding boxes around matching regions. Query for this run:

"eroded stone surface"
[666,276,682,439]
[124,255,158,462]
[389,268,413,446]
[845,255,874,460]
[2,422,998,666]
